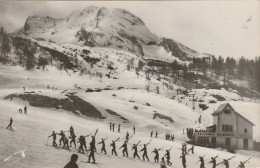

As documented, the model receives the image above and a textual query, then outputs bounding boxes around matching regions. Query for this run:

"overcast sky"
[0,1,259,60]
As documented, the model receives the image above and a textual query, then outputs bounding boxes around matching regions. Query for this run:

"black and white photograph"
[0,1,260,168]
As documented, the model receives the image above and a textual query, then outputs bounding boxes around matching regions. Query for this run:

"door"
[225,138,231,148]
[243,139,248,150]
[211,137,216,148]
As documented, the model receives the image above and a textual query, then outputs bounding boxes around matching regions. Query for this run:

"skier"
[164,150,172,166]
[151,131,153,137]
[87,140,96,163]
[199,156,205,168]
[119,141,128,157]
[24,105,27,115]
[82,135,87,152]
[63,135,69,149]
[112,123,115,132]
[190,145,194,154]
[109,122,112,131]
[70,133,77,148]
[6,118,13,130]
[110,140,117,156]
[223,159,229,168]
[98,138,107,154]
[183,143,187,153]
[133,126,135,134]
[126,131,129,142]
[69,126,74,137]
[59,130,65,146]
[64,154,79,168]
[49,131,57,147]
[160,157,167,168]
[155,131,158,138]
[132,144,140,159]
[180,152,187,168]
[152,148,159,163]
[238,161,245,168]
[209,156,218,168]
[78,136,85,154]
[140,144,149,161]
[91,136,97,152]
[118,124,120,133]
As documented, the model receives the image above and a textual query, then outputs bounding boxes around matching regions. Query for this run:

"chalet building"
[194,103,254,150]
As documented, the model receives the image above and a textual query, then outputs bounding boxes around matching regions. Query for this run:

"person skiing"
[64,154,79,168]
[49,131,57,147]
[118,124,120,133]
[59,131,65,146]
[6,118,13,130]
[160,157,167,168]
[151,131,153,137]
[133,126,135,134]
[126,131,129,142]
[140,144,149,161]
[24,105,27,115]
[63,135,69,149]
[155,131,158,138]
[70,133,77,148]
[87,140,96,163]
[132,144,140,159]
[152,148,159,163]
[199,156,205,168]
[69,126,74,137]
[223,159,229,168]
[209,156,218,168]
[119,141,128,157]
[164,150,172,166]
[110,140,117,156]
[98,138,107,154]
[180,152,187,168]
[112,123,115,132]
[78,136,85,154]
[238,161,245,168]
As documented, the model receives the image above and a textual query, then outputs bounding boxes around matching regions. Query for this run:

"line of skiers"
[47,126,251,167]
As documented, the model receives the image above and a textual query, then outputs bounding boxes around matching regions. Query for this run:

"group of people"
[109,122,135,134]
[150,131,158,138]
[18,106,28,115]
[165,133,175,141]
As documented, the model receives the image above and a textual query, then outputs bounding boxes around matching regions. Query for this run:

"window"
[222,125,233,132]
[224,109,231,114]
[244,129,247,133]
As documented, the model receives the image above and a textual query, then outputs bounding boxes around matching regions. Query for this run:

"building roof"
[212,103,255,126]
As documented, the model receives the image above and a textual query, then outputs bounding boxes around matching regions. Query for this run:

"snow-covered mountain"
[18,6,200,61]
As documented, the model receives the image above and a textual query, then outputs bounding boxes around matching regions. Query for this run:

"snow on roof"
[212,103,255,126]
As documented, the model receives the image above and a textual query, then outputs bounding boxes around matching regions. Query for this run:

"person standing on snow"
[6,118,13,130]
[119,141,128,157]
[24,106,27,115]
[132,144,140,159]
[49,131,57,147]
[110,140,117,156]
[98,138,107,154]
[118,124,121,133]
[70,133,77,148]
[140,144,149,161]
[87,140,96,163]
[164,150,172,166]
[59,130,65,146]
[152,148,159,163]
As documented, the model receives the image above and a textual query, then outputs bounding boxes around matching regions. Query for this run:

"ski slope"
[0,65,260,168]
